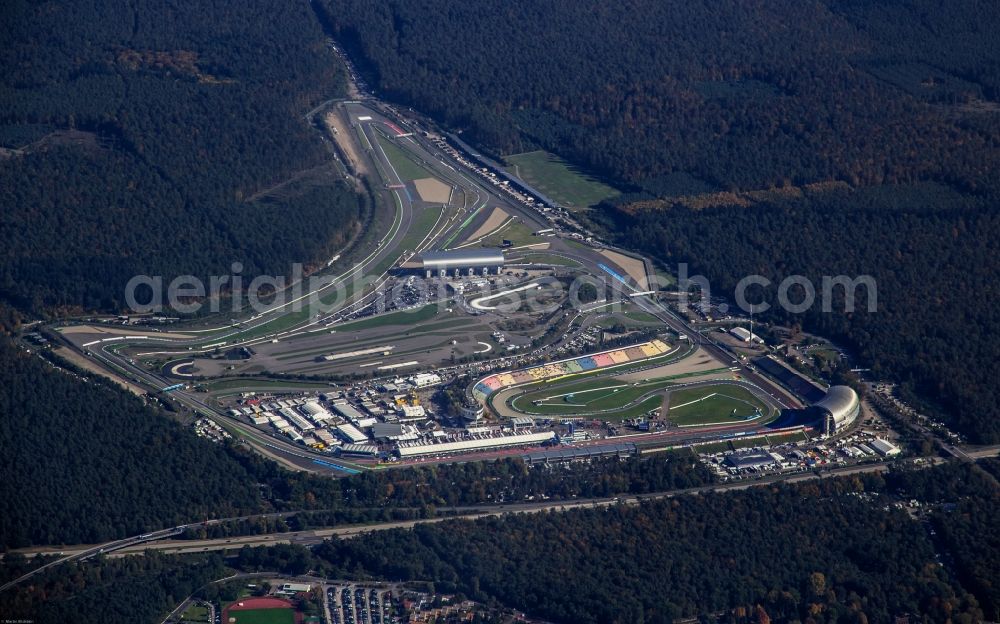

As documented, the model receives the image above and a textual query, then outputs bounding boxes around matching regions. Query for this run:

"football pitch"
[225,608,295,624]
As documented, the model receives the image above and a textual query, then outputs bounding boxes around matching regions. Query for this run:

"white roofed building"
[336,423,369,444]
[418,248,505,278]
[401,405,426,419]
[813,386,860,434]
[408,373,442,388]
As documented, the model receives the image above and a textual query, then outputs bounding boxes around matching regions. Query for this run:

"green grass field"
[376,134,431,181]
[595,316,660,331]
[667,384,769,426]
[479,220,537,248]
[397,206,443,254]
[181,603,210,622]
[765,430,811,445]
[270,314,482,362]
[693,436,774,454]
[505,150,620,210]
[510,376,676,417]
[204,378,332,392]
[623,310,662,324]
[226,609,295,624]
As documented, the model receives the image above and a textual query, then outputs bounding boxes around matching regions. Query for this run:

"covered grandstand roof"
[396,430,554,457]
[419,248,505,271]
[522,442,636,463]
[813,385,860,427]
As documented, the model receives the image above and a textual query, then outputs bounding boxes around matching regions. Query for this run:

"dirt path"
[659,390,671,420]
[617,347,725,381]
[413,177,452,203]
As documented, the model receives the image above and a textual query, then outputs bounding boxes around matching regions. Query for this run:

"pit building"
[418,248,505,278]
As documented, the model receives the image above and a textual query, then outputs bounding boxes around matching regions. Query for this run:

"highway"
[4,455,908,575]
[0,509,334,591]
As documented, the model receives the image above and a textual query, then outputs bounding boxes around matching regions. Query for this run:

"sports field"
[224,597,297,624]
[226,609,295,624]
[667,384,769,426]
[502,373,774,426]
[505,150,620,210]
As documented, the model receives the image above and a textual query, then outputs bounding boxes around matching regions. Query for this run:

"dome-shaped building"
[813,386,860,434]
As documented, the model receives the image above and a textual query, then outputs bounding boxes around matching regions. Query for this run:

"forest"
[0,0,365,313]
[184,447,714,540]
[312,461,1000,624]
[0,552,229,624]
[318,0,1000,442]
[320,0,1000,194]
[3,457,996,623]
[0,339,265,547]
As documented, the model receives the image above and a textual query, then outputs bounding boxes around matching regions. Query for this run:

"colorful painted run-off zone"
[472,339,672,402]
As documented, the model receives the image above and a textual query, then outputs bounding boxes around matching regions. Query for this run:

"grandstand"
[471,339,672,404]
[813,386,860,434]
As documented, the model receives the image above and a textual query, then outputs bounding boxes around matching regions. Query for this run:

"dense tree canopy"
[0,552,228,624]
[0,336,713,548]
[322,0,1000,194]
[0,340,265,547]
[4,446,997,623]
[316,462,1000,624]
[0,0,365,313]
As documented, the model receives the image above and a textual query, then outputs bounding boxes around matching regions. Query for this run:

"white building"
[408,372,442,388]
[396,431,555,458]
[813,386,861,434]
[301,401,333,423]
[332,401,365,422]
[868,438,900,457]
[401,405,426,419]
[461,403,485,422]
[729,326,763,343]
[336,423,369,444]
